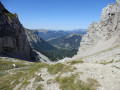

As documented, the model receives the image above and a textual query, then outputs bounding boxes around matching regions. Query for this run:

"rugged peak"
[116,0,120,4]
[0,2,5,11]
[77,0,120,56]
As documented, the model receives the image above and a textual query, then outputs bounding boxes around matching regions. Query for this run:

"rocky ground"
[0,52,120,90]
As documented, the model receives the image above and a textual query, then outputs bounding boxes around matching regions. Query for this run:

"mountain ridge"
[0,2,42,61]
[31,29,87,40]
[47,34,83,49]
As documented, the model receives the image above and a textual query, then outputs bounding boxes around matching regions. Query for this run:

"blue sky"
[1,0,115,30]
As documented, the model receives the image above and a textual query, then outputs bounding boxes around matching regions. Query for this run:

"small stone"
[37,73,42,76]
[13,64,17,68]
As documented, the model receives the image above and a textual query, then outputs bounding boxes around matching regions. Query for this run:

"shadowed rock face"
[78,0,120,54]
[0,2,36,61]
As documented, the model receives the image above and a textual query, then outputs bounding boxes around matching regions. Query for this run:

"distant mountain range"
[32,29,87,40]
[47,34,83,50]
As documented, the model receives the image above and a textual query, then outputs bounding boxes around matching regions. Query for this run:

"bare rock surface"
[0,2,36,61]
[77,0,120,58]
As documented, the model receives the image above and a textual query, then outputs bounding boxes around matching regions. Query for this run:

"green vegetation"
[47,63,64,75]
[87,78,100,89]
[55,65,77,82]
[36,84,43,90]
[0,60,27,71]
[0,60,47,90]
[56,74,99,90]
[4,12,16,18]
[55,65,100,90]
[2,8,16,18]
[60,65,76,73]
[115,60,120,63]
[112,65,120,69]
[39,49,78,61]
[47,34,82,50]
[34,76,43,83]
[0,58,65,90]
[47,79,56,85]
[100,60,114,65]
[0,58,100,90]
[67,60,84,65]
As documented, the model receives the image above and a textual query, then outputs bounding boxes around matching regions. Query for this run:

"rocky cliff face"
[78,0,120,56]
[0,2,36,61]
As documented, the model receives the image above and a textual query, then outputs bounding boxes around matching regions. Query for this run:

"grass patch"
[36,84,43,90]
[68,60,84,65]
[47,79,56,85]
[61,65,76,73]
[87,78,100,89]
[0,60,48,90]
[47,63,64,75]
[100,60,114,65]
[55,65,76,82]
[0,59,65,89]
[112,65,120,69]
[57,74,99,90]
[4,12,16,18]
[0,60,27,71]
[115,60,120,63]
[34,76,44,83]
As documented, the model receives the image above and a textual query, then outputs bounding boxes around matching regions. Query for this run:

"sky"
[1,0,115,30]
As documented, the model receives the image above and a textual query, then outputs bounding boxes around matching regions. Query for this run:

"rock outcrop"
[0,2,36,61]
[77,0,120,57]
[25,29,52,63]
[25,29,57,51]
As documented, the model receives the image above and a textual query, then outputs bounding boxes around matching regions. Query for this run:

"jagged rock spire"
[0,2,5,11]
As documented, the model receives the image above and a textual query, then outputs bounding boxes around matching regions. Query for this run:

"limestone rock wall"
[78,0,120,55]
[0,2,36,61]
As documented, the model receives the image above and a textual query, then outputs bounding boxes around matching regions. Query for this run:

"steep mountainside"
[35,29,86,40]
[47,34,83,49]
[77,0,120,60]
[0,2,37,61]
[25,29,57,51]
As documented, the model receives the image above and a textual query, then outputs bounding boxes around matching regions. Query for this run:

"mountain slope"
[35,29,86,40]
[25,29,57,51]
[47,34,83,49]
[76,0,120,61]
[0,2,36,61]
